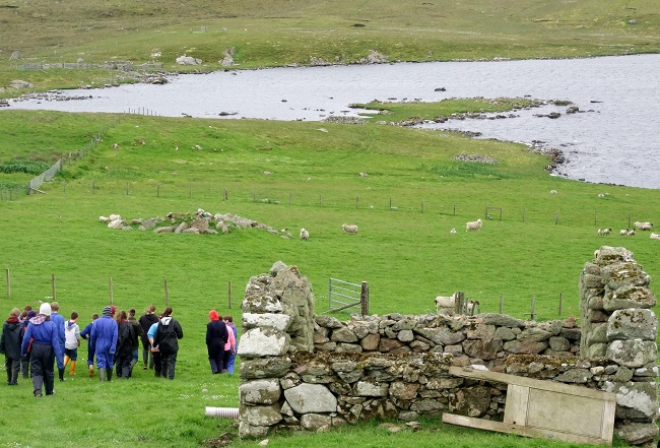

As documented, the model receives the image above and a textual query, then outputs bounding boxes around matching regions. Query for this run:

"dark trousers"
[21,353,31,378]
[5,357,21,385]
[160,351,177,380]
[152,350,162,377]
[141,337,154,368]
[31,342,55,395]
[115,353,132,379]
[209,349,225,374]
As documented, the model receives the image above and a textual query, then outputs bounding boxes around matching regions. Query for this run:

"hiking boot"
[34,389,42,397]
[99,369,106,382]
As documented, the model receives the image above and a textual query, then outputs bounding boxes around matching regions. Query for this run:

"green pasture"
[0,105,658,447]
[2,0,660,94]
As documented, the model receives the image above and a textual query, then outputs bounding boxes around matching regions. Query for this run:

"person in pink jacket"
[222,315,236,374]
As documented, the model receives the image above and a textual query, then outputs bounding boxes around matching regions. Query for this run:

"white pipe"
[205,407,240,419]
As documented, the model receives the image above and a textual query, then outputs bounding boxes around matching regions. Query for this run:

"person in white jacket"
[63,312,81,376]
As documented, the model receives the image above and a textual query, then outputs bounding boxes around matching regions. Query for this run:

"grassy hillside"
[1,0,660,93]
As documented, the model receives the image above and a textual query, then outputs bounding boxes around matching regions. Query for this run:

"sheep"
[634,221,654,231]
[462,300,480,316]
[620,229,628,236]
[597,228,612,236]
[300,228,309,241]
[435,292,460,312]
[650,232,660,240]
[107,219,125,229]
[342,224,359,234]
[109,214,121,222]
[99,216,110,223]
[628,229,636,236]
[466,219,482,231]
[450,227,457,234]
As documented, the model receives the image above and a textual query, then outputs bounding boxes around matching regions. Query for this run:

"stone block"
[284,383,337,413]
[240,403,283,426]
[242,312,292,331]
[238,327,290,358]
[607,339,658,368]
[300,414,332,432]
[607,309,657,341]
[239,379,282,405]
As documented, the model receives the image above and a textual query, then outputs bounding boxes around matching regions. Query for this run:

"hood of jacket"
[161,317,173,326]
[66,320,77,330]
[30,315,46,325]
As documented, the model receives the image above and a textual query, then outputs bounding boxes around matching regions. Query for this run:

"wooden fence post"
[594,211,598,226]
[360,281,369,315]
[109,277,113,304]
[126,182,129,195]
[555,211,559,225]
[558,292,563,316]
[499,295,503,314]
[164,278,169,307]
[6,268,10,297]
[530,295,536,320]
[52,274,56,301]
[228,281,232,309]
[453,204,456,216]
[225,189,229,201]
[356,196,359,209]
[93,180,96,194]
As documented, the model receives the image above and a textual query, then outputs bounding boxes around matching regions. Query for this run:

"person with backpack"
[138,305,159,371]
[153,307,183,380]
[1,308,24,386]
[115,310,136,379]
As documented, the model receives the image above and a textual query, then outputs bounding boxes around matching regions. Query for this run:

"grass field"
[1,0,660,446]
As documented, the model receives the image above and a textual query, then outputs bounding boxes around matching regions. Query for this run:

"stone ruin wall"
[237,249,658,445]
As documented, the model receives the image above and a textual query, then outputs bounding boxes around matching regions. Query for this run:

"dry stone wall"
[238,254,658,445]
[580,246,659,444]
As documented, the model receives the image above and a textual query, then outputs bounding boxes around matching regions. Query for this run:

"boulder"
[176,55,202,65]
[242,313,292,332]
[240,403,282,427]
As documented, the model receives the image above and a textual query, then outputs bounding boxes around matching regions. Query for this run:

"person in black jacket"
[138,305,159,371]
[1,308,25,385]
[205,310,227,374]
[114,311,136,379]
[153,307,183,380]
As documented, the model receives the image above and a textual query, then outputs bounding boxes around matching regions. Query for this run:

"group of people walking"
[2,302,239,397]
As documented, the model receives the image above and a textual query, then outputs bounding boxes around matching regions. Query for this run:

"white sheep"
[597,228,612,236]
[435,292,460,312]
[109,214,121,222]
[466,219,482,231]
[462,300,480,316]
[342,224,359,234]
[619,229,628,236]
[634,221,654,231]
[650,232,660,240]
[99,216,110,223]
[627,229,636,236]
[108,219,125,229]
[450,227,457,234]
[300,228,309,241]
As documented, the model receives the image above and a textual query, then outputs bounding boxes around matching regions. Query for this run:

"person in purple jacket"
[90,306,118,382]
[20,303,63,397]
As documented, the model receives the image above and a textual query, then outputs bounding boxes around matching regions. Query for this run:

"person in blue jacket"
[20,303,63,397]
[90,306,118,382]
[49,302,66,382]
[79,313,99,378]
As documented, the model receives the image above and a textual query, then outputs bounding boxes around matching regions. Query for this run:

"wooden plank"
[449,366,616,401]
[503,384,529,425]
[442,413,612,446]
[601,398,616,441]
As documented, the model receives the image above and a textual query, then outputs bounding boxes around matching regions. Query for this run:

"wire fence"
[16,60,164,72]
